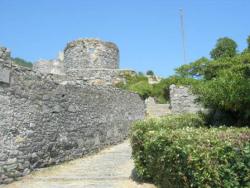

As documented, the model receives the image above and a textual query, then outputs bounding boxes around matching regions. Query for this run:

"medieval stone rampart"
[0,47,145,184]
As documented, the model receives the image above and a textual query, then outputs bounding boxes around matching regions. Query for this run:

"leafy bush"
[127,80,153,99]
[131,115,250,188]
[116,74,152,99]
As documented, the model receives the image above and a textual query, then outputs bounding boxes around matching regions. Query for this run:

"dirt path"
[1,141,156,188]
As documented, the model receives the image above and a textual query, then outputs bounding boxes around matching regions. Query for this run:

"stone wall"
[0,47,10,62]
[0,50,145,184]
[169,84,204,114]
[145,85,204,117]
[63,69,136,86]
[0,47,11,84]
[33,39,131,86]
[64,39,119,72]
[145,97,171,117]
[33,52,64,75]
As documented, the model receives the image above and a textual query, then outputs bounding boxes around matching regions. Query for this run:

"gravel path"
[1,141,156,188]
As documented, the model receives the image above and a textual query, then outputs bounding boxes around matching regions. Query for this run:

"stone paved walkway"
[1,141,155,188]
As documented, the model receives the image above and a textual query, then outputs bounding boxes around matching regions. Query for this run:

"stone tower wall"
[64,39,119,72]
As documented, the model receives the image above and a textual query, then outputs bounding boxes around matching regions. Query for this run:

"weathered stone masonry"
[0,45,145,184]
[169,84,204,114]
[145,85,204,117]
[64,39,119,70]
[63,39,132,86]
[33,38,135,86]
[33,52,64,75]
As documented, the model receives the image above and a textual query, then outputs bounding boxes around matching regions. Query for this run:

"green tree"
[194,52,250,124]
[146,70,154,76]
[174,36,250,124]
[210,37,237,60]
[247,35,250,51]
[175,57,210,78]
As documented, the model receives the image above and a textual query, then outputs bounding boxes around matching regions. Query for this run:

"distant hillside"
[12,57,33,68]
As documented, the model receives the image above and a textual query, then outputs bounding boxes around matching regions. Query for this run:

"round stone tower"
[64,38,119,73]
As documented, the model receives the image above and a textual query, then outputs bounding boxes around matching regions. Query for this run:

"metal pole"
[180,9,187,65]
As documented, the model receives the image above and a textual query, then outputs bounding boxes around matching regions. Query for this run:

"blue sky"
[0,0,249,76]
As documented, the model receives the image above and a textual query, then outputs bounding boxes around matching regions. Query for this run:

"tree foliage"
[247,36,250,51]
[176,36,250,124]
[175,57,210,78]
[210,37,237,60]
[116,74,152,100]
[146,70,154,76]
[118,35,250,124]
[194,53,250,124]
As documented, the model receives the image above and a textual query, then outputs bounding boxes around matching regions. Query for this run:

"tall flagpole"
[179,9,187,65]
